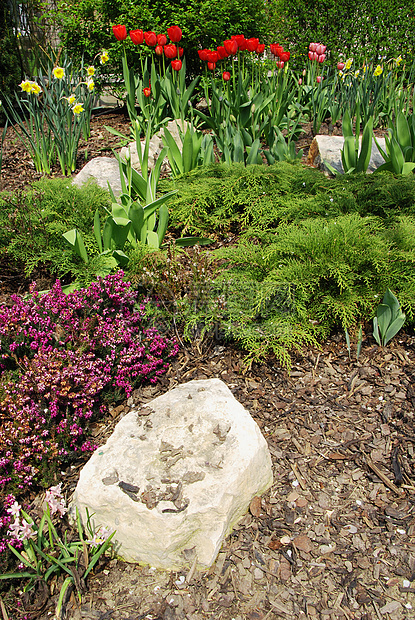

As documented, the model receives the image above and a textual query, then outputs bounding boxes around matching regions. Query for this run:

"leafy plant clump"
[0,271,179,552]
[0,178,112,282]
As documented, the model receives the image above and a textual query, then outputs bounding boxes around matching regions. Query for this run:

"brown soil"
[1,111,414,620]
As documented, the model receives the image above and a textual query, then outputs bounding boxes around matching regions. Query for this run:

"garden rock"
[71,378,273,570]
[120,119,190,173]
[307,135,386,175]
[72,156,122,196]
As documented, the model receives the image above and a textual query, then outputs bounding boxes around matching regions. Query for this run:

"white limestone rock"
[71,379,273,569]
[72,156,122,196]
[307,135,386,175]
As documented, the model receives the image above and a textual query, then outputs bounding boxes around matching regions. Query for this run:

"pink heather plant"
[0,271,179,555]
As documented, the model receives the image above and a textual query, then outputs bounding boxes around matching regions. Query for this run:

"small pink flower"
[19,519,34,541]
[316,76,323,83]
[7,501,21,517]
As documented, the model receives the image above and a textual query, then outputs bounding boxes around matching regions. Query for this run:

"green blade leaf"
[93,210,103,253]
[383,314,406,346]
[376,304,392,342]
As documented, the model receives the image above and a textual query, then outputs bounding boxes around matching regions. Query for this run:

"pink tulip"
[316,44,326,55]
[309,42,318,52]
[316,76,323,83]
[298,78,302,85]
[337,62,345,71]
[308,51,318,61]
[317,54,326,63]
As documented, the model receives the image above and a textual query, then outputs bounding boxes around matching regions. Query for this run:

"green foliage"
[339,108,373,174]
[376,112,415,175]
[0,2,22,106]
[164,162,415,237]
[0,178,111,282]
[274,0,415,68]
[373,289,406,346]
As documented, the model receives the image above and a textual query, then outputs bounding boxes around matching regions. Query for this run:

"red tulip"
[317,54,326,63]
[168,25,182,43]
[298,78,302,85]
[217,46,228,59]
[207,62,216,71]
[316,76,323,83]
[157,34,167,45]
[316,44,326,55]
[143,87,151,97]
[164,43,177,59]
[231,35,245,50]
[256,43,265,54]
[130,29,144,45]
[144,31,157,46]
[337,62,345,71]
[309,42,318,52]
[280,50,290,62]
[222,71,231,81]
[207,50,219,63]
[246,37,259,52]
[112,25,127,41]
[308,51,318,61]
[276,60,284,69]
[198,49,209,61]
[171,59,182,71]
[223,39,238,55]
[155,45,163,56]
[178,47,184,57]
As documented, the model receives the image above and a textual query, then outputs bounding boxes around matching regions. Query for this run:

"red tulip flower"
[157,34,167,45]
[155,45,163,56]
[232,35,245,50]
[280,50,290,62]
[164,44,177,59]
[309,42,318,53]
[246,37,259,52]
[276,60,284,69]
[207,50,219,63]
[337,62,345,71]
[112,24,127,41]
[168,26,182,43]
[143,87,151,97]
[198,49,209,61]
[308,51,318,61]
[178,47,184,57]
[171,59,182,71]
[316,76,323,83]
[317,54,326,63]
[222,71,231,81]
[207,62,216,71]
[130,29,144,45]
[223,39,238,55]
[144,31,157,46]
[316,44,326,55]
[217,46,228,59]
[256,43,265,54]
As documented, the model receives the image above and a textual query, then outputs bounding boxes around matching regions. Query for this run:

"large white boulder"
[307,135,386,175]
[72,156,122,197]
[71,379,272,569]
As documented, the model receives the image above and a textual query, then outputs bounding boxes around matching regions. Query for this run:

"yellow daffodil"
[87,66,95,76]
[354,70,360,78]
[395,55,403,66]
[67,94,76,105]
[339,70,344,77]
[373,65,383,77]
[100,50,109,65]
[30,83,42,95]
[19,80,33,93]
[345,58,353,70]
[53,66,65,80]
[72,103,84,115]
[87,80,94,92]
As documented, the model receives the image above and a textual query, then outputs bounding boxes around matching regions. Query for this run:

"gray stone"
[72,156,122,196]
[120,119,190,174]
[307,135,386,175]
[71,379,273,570]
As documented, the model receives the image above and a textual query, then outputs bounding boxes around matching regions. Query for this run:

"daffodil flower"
[19,80,33,93]
[373,65,383,77]
[87,66,95,76]
[31,83,42,95]
[354,70,360,78]
[87,80,94,92]
[66,94,76,105]
[395,55,403,66]
[72,103,84,115]
[53,66,65,80]
[345,58,353,70]
[100,50,109,64]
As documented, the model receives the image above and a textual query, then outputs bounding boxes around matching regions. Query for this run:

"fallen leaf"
[293,534,313,553]
[250,496,262,517]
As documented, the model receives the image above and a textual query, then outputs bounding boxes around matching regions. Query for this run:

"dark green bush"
[273,0,415,68]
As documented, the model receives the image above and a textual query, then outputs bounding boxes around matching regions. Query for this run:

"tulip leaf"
[93,209,103,254]
[157,204,169,246]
